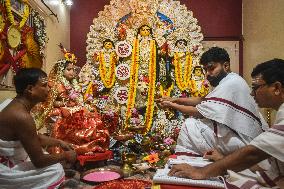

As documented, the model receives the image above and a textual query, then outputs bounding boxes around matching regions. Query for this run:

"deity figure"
[80,39,118,102]
[171,39,193,93]
[97,39,118,89]
[126,24,159,133]
[37,49,110,155]
[188,65,209,97]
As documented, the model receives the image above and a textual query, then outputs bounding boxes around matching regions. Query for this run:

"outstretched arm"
[173,97,203,106]
[169,145,270,179]
[38,134,73,150]
[159,101,203,117]
[156,96,203,106]
[15,114,77,168]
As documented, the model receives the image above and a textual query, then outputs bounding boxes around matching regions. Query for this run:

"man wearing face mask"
[157,47,267,156]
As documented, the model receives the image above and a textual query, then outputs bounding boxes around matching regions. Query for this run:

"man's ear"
[25,85,34,95]
[273,81,282,96]
[223,62,230,72]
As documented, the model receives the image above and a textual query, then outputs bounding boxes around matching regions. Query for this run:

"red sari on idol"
[49,82,110,155]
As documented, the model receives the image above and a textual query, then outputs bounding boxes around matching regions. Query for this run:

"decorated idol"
[85,0,207,139]
[34,45,110,155]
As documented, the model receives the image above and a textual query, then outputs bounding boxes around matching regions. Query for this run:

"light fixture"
[62,0,73,6]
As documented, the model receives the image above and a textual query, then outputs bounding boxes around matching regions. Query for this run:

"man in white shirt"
[169,58,284,188]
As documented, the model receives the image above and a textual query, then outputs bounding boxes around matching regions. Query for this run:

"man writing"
[158,47,267,156]
[169,59,284,188]
[0,68,77,189]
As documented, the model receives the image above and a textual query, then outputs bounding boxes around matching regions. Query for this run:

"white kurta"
[0,139,65,189]
[224,103,284,189]
[176,73,268,155]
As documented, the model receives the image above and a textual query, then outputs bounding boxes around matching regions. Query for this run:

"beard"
[207,70,228,87]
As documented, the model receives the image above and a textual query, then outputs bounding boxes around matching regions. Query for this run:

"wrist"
[171,97,178,103]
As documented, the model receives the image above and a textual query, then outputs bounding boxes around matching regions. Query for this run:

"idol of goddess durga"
[125,24,158,133]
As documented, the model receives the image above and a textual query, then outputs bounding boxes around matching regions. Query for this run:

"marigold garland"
[159,82,174,97]
[189,79,209,97]
[5,0,29,29]
[126,38,139,127]
[144,40,156,134]
[126,39,156,134]
[99,51,116,88]
[173,52,192,91]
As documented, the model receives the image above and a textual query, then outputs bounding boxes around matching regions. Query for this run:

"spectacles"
[251,84,266,94]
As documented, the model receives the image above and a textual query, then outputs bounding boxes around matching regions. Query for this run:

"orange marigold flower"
[143,153,160,164]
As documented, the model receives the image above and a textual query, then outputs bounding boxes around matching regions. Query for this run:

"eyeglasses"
[251,84,266,94]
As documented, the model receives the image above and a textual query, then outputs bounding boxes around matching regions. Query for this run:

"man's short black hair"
[200,47,230,66]
[14,68,47,94]
[251,58,284,86]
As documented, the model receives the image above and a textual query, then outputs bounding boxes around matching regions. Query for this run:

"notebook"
[168,156,212,168]
[153,168,224,188]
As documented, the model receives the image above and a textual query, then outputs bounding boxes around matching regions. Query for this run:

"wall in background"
[243,0,284,82]
[70,0,242,66]
[243,0,284,124]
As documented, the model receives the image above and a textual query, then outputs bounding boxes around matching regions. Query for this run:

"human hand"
[159,101,173,109]
[59,140,74,151]
[64,150,77,164]
[203,149,224,162]
[155,96,173,103]
[168,163,206,179]
[168,163,206,180]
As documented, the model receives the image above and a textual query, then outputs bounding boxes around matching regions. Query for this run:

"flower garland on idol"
[188,79,209,97]
[99,51,116,88]
[173,52,192,91]
[31,10,48,57]
[5,0,29,29]
[126,38,156,134]
[126,38,139,127]
[159,82,174,97]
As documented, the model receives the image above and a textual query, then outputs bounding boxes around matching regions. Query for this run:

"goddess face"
[63,63,76,81]
[104,41,113,50]
[175,39,187,49]
[139,25,151,37]
[194,68,203,77]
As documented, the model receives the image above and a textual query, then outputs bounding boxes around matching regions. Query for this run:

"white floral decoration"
[31,9,48,57]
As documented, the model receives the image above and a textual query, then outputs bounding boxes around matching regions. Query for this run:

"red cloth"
[160,184,210,189]
[94,179,151,189]
[77,150,113,166]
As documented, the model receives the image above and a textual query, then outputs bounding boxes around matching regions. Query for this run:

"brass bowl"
[122,153,137,164]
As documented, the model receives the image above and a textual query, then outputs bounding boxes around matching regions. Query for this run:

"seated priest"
[169,58,284,188]
[0,68,77,189]
[158,47,268,156]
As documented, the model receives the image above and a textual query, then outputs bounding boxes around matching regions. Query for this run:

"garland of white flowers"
[31,9,48,57]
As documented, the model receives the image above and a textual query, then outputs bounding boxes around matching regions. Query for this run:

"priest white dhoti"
[176,73,268,155]
[0,139,65,189]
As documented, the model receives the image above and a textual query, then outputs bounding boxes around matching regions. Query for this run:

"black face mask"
[207,70,228,87]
